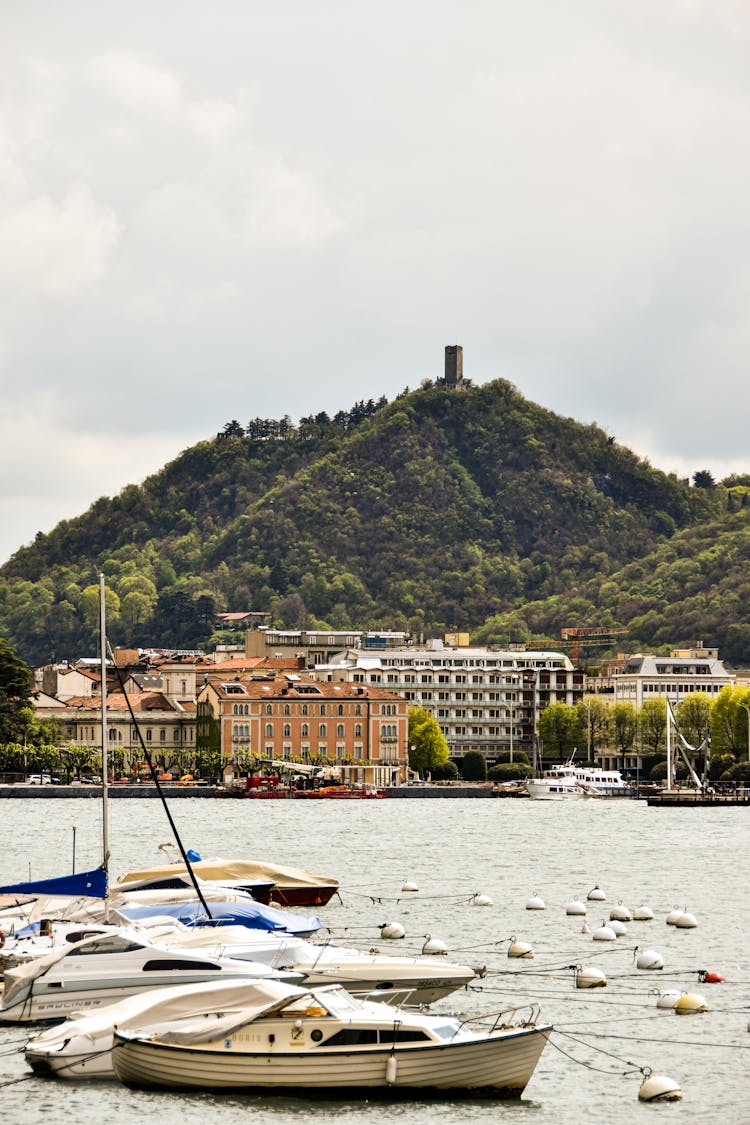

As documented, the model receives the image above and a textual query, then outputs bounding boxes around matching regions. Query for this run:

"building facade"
[612,647,734,708]
[197,676,409,786]
[313,640,583,760]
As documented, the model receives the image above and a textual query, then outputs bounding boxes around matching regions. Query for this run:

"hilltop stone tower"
[444,345,463,387]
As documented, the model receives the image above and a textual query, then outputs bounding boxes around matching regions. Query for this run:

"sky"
[2,1,750,565]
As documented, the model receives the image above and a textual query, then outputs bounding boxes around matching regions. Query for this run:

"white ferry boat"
[525,761,630,801]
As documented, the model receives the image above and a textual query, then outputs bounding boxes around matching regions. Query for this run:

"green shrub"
[461,750,488,781]
[431,760,459,781]
[488,762,532,782]
[492,751,530,767]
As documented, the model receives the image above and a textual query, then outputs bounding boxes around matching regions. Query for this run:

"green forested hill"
[1,379,744,666]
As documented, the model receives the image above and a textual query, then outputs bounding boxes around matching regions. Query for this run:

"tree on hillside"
[0,637,32,743]
[408,706,449,776]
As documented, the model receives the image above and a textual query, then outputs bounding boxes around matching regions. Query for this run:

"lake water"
[1,796,748,1124]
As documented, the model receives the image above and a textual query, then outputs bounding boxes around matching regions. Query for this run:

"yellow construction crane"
[559,627,628,666]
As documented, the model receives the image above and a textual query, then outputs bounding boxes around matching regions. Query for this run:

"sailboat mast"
[99,573,110,887]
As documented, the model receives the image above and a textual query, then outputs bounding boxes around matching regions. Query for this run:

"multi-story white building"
[612,646,734,708]
[313,639,584,760]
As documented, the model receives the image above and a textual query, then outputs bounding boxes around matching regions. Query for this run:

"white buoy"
[508,938,534,959]
[421,935,448,955]
[525,894,545,910]
[656,990,684,1009]
[632,904,654,921]
[385,1053,398,1084]
[666,906,684,925]
[401,880,419,893]
[472,893,493,907]
[608,918,628,937]
[636,948,664,970]
[380,922,405,940]
[610,902,632,922]
[576,965,607,988]
[638,1073,683,1102]
[675,911,698,929]
[587,885,606,901]
[581,921,590,934]
[674,992,708,1014]
[592,923,617,941]
[566,899,587,916]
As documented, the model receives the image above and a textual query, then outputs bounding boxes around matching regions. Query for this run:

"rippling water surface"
[1,796,748,1124]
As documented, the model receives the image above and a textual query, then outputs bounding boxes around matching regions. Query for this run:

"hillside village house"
[197,677,408,787]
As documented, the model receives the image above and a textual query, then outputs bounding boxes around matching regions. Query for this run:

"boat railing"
[456,1001,541,1035]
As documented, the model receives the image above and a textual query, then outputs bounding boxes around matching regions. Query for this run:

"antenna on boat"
[99,573,110,917]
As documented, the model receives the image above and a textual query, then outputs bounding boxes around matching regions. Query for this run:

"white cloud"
[90,51,240,141]
[0,182,120,297]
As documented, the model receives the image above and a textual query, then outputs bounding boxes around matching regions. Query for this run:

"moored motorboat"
[111,980,550,1097]
[0,928,301,1023]
[116,857,339,907]
[25,977,285,1079]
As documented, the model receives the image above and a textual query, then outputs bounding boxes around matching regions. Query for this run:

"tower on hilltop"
[444,345,463,388]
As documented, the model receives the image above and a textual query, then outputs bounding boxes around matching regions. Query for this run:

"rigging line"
[108,646,214,924]
[551,1028,646,1070]
[541,1030,641,1077]
[0,1072,39,1089]
[558,1030,750,1050]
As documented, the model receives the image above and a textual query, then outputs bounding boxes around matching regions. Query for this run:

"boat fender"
[385,1054,398,1085]
[698,970,725,984]
[0,930,4,948]
[638,1070,682,1102]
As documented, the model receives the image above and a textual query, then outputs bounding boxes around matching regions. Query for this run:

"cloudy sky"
[2,2,750,564]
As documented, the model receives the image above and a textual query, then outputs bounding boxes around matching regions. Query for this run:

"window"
[146,729,152,742]
[283,723,291,738]
[160,729,166,742]
[265,703,272,715]
[173,730,180,741]
[301,723,309,738]
[301,704,308,716]
[338,704,344,716]
[354,723,362,738]
[319,723,327,737]
[283,703,290,716]
[320,704,326,716]
[337,723,344,738]
[265,723,273,739]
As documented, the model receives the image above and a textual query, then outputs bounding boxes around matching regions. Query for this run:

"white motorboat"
[111,980,551,1097]
[120,918,478,1006]
[0,928,301,1023]
[25,977,288,1079]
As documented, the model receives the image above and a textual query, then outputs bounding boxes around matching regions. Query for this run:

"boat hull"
[112,1025,550,1096]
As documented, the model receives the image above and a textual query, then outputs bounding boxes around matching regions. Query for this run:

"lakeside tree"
[0,638,32,744]
[675,693,712,748]
[539,703,581,759]
[612,702,637,754]
[710,685,750,755]
[576,697,613,761]
[639,697,667,754]
[407,706,449,776]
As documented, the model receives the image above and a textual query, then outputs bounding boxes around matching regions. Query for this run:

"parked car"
[27,774,52,785]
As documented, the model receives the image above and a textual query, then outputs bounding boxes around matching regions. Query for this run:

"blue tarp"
[118,898,320,936]
[0,865,107,899]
